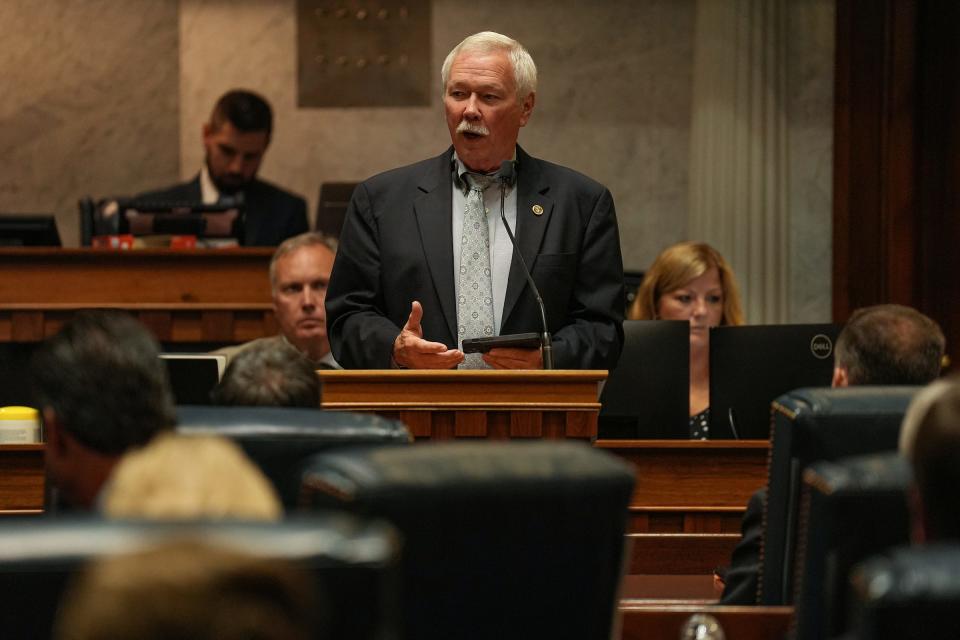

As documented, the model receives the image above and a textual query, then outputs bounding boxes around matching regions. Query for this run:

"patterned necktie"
[457,173,496,369]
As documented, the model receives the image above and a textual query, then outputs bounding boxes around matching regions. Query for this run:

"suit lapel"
[414,150,458,343]
[241,179,265,246]
[502,147,553,328]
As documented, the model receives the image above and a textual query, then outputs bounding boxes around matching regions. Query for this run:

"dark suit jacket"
[326,146,625,369]
[136,175,308,246]
[720,487,765,605]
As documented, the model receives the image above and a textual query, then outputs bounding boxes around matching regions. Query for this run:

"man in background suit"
[137,89,308,246]
[30,312,176,510]
[720,304,946,604]
[326,32,624,370]
[216,232,339,369]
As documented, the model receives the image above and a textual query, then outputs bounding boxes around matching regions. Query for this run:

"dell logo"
[810,334,833,360]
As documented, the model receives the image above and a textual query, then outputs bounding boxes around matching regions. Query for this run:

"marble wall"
[1,0,833,321]
[0,0,180,246]
[786,0,834,322]
[179,0,696,272]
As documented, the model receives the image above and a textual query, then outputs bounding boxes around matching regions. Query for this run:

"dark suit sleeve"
[325,182,403,368]
[287,197,309,238]
[720,488,766,605]
[550,186,625,370]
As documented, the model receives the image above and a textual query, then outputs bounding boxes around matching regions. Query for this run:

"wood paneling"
[0,445,44,515]
[0,248,276,345]
[618,604,792,640]
[627,533,740,575]
[833,0,960,370]
[318,370,605,441]
[594,439,768,533]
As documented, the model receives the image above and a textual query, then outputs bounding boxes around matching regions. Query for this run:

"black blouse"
[690,407,710,440]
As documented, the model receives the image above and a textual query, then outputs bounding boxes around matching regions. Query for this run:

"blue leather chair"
[759,386,919,605]
[175,405,411,509]
[0,515,399,640]
[849,544,960,639]
[792,452,912,640]
[299,440,635,640]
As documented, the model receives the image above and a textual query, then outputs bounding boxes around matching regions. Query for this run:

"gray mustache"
[456,121,489,136]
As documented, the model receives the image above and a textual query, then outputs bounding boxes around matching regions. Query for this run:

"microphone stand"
[497,168,554,369]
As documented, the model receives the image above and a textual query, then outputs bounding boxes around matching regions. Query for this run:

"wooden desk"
[319,369,605,441]
[627,533,741,575]
[0,445,44,515]
[618,604,792,640]
[595,439,769,533]
[0,248,275,343]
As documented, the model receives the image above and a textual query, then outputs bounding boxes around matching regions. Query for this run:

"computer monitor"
[0,215,61,247]
[159,354,226,406]
[598,320,689,439]
[0,342,41,409]
[709,323,842,439]
[0,347,225,408]
[84,197,245,245]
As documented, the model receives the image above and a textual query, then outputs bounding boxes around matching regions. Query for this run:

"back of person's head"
[54,538,316,640]
[834,304,945,386]
[629,241,745,325]
[268,231,338,291]
[103,433,282,521]
[30,311,175,455]
[901,377,960,541]
[212,341,320,408]
[209,89,273,137]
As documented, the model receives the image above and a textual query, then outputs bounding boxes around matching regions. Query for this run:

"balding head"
[832,304,944,387]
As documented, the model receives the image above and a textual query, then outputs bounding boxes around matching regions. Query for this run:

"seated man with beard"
[137,89,308,246]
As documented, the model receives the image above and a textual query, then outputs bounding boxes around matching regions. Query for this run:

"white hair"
[440,31,538,100]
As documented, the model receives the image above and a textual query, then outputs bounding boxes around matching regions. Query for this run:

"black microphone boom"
[496,160,554,369]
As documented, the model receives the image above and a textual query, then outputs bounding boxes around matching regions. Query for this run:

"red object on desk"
[91,234,135,249]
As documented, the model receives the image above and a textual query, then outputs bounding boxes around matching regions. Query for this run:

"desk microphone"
[727,407,741,440]
[495,160,554,369]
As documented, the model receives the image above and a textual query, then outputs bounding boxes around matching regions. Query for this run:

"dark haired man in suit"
[30,312,176,509]
[720,304,946,604]
[326,32,624,370]
[137,89,308,246]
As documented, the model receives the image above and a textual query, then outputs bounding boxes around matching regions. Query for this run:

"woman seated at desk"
[628,242,744,439]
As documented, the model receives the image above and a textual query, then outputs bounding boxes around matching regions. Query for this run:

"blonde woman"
[629,242,745,438]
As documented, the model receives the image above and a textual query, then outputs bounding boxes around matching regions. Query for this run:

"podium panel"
[319,369,606,441]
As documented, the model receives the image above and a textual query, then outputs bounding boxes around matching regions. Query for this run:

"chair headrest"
[0,515,398,568]
[175,405,411,444]
[805,452,912,496]
[301,440,635,503]
[775,386,921,420]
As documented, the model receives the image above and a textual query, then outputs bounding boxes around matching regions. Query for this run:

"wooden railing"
[0,248,275,343]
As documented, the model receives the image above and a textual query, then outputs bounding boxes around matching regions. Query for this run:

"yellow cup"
[0,406,41,444]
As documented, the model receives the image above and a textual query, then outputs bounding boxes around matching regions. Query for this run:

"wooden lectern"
[319,369,606,441]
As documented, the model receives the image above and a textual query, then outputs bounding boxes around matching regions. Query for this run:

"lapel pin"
[532,204,544,216]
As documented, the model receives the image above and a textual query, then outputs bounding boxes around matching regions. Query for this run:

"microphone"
[495,160,554,369]
[727,407,741,440]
